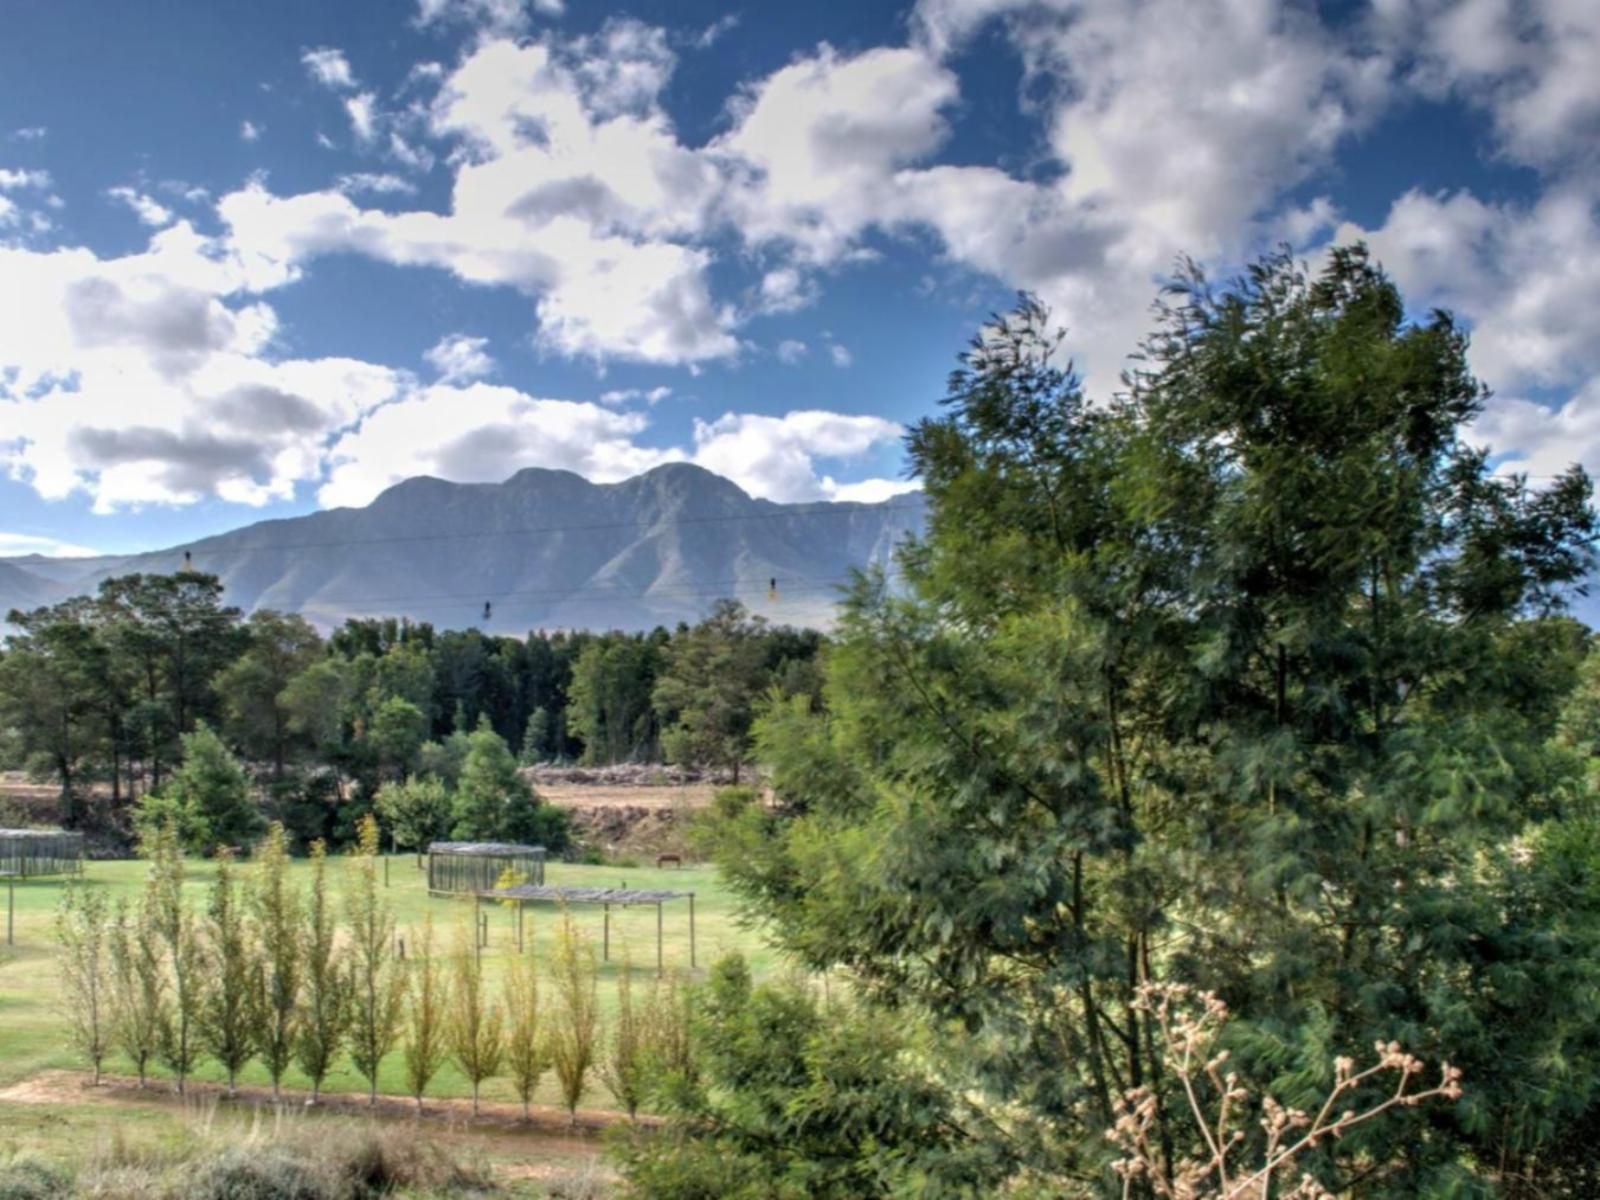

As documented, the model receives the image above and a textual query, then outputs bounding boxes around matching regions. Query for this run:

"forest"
[0,587,821,850]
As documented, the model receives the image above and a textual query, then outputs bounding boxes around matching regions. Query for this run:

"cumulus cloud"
[0,532,99,557]
[414,0,562,37]
[319,384,663,507]
[1373,0,1600,171]
[776,339,808,364]
[301,47,357,90]
[345,92,378,143]
[424,333,495,382]
[334,172,417,196]
[240,120,262,142]
[828,343,853,368]
[0,168,50,190]
[688,411,902,502]
[107,186,175,227]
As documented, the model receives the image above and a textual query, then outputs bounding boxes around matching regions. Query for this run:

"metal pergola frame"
[0,829,85,879]
[426,841,546,895]
[476,883,697,973]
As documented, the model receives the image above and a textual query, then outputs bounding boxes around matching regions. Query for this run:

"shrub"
[0,1157,71,1200]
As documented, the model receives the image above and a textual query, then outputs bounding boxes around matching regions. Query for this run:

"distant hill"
[0,464,925,632]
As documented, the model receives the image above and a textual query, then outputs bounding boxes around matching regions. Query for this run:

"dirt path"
[537,783,715,811]
[0,1068,638,1151]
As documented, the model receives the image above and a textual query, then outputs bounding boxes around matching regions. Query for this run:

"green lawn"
[0,853,778,1111]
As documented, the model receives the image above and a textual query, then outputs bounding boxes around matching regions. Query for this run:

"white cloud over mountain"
[1,0,1596,520]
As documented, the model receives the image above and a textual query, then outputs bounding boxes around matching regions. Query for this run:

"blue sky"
[0,0,1595,557]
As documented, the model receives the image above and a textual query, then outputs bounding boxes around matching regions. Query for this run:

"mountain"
[0,464,926,632]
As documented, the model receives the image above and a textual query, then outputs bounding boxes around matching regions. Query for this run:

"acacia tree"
[711,252,1600,1193]
[448,922,505,1115]
[55,883,112,1084]
[503,945,548,1121]
[197,849,259,1095]
[402,915,449,1112]
[146,819,205,1094]
[107,897,163,1088]
[250,822,301,1101]
[345,814,405,1103]
[295,839,347,1103]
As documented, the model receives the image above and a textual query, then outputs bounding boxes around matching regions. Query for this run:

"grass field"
[0,853,775,1109]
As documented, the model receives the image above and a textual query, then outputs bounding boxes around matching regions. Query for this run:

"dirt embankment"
[526,765,730,860]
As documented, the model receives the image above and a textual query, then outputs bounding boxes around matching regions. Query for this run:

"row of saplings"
[54,816,693,1120]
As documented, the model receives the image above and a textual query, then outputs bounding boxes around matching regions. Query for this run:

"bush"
[182,1147,325,1200]
[0,1158,71,1200]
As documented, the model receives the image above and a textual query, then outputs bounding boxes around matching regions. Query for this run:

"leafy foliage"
[710,251,1600,1194]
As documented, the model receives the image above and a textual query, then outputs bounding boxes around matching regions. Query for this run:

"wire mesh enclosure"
[0,829,85,878]
[426,841,546,894]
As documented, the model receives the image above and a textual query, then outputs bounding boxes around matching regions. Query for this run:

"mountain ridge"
[0,464,925,632]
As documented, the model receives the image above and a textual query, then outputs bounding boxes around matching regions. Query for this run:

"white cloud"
[1374,0,1600,171]
[240,120,263,142]
[828,343,853,368]
[0,532,99,558]
[335,172,417,196]
[757,266,816,314]
[10,127,46,141]
[599,385,672,407]
[301,47,357,90]
[424,332,495,382]
[696,14,740,49]
[823,477,921,503]
[1337,186,1600,395]
[689,411,902,502]
[414,0,561,37]
[0,168,50,190]
[319,384,662,507]
[776,339,808,364]
[345,92,378,143]
[107,186,175,227]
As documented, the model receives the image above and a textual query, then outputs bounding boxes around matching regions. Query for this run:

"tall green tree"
[135,722,258,854]
[250,822,301,1101]
[653,600,769,782]
[447,922,505,1115]
[450,717,566,848]
[294,838,347,1103]
[107,896,164,1088]
[215,610,324,780]
[196,849,259,1094]
[0,600,105,824]
[567,633,663,764]
[712,252,1599,1194]
[376,775,452,858]
[146,820,205,1095]
[345,814,405,1104]
[55,882,113,1084]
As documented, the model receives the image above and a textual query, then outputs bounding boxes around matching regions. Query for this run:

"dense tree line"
[0,581,819,848]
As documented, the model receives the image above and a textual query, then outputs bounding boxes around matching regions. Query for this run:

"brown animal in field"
[656,853,682,869]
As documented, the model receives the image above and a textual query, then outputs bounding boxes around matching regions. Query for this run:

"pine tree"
[448,921,504,1115]
[55,882,112,1085]
[250,822,301,1101]
[197,848,259,1095]
[147,818,205,1094]
[345,813,405,1103]
[107,897,163,1088]
[402,915,449,1112]
[294,839,347,1104]
[549,908,599,1124]
[503,944,547,1121]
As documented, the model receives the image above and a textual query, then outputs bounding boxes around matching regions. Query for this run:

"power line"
[168,499,926,557]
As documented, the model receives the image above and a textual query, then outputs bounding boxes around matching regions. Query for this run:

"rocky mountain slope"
[0,464,924,632]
